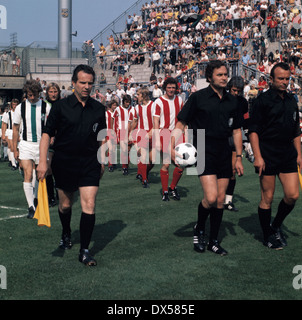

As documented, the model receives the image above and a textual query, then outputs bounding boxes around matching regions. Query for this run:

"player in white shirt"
[12,80,51,218]
[1,106,9,161]
[1,99,19,169]
[153,77,184,201]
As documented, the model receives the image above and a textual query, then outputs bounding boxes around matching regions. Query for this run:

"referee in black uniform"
[37,65,107,266]
[172,60,244,255]
[249,62,302,250]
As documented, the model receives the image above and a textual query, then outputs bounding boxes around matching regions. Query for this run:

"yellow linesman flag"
[298,166,302,191]
[34,179,51,227]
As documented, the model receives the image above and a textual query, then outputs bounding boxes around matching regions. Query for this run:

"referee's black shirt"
[43,93,106,157]
[249,88,301,144]
[177,85,242,140]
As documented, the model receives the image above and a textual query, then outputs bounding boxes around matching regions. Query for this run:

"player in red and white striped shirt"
[106,100,118,172]
[131,86,155,188]
[112,94,135,175]
[153,77,184,201]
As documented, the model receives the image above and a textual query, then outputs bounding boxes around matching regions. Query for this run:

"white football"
[175,143,197,167]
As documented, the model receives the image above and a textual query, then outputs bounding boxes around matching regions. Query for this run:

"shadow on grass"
[233,193,250,204]
[175,213,301,245]
[238,213,300,243]
[146,171,161,184]
[238,213,263,242]
[174,220,237,239]
[159,186,190,199]
[51,219,126,257]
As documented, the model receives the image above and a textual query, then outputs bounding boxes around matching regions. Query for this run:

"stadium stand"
[88,0,302,109]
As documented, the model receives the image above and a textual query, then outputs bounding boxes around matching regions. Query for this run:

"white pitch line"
[0,214,28,221]
[0,206,27,221]
[0,205,25,211]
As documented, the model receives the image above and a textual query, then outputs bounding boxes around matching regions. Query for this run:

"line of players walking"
[1,60,301,262]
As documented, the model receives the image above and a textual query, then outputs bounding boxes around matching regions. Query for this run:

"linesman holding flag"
[37,65,107,266]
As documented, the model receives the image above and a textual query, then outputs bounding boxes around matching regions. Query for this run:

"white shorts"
[18,140,40,164]
[5,129,13,140]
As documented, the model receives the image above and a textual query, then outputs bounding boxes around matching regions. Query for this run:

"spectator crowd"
[89,0,302,107]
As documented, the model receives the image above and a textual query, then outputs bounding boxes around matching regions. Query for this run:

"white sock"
[34,179,39,200]
[9,150,16,166]
[23,182,34,208]
[3,146,7,158]
[32,169,36,188]
[225,194,233,204]
[32,169,38,199]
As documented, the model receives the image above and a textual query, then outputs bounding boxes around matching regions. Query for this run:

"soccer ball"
[175,143,198,167]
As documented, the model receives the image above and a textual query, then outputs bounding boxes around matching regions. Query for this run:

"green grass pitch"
[1,157,302,301]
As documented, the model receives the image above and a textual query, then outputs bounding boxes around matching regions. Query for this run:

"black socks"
[58,208,72,236]
[225,178,236,196]
[209,208,223,241]
[58,209,95,250]
[196,202,210,232]
[258,207,272,240]
[80,212,95,251]
[196,202,224,241]
[272,199,295,230]
[258,199,295,239]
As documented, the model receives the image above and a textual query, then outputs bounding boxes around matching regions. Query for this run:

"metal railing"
[92,0,149,49]
[94,45,264,81]
[94,57,270,93]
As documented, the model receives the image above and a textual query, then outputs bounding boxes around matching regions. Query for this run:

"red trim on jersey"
[160,97,170,130]
[155,96,183,130]
[174,96,180,128]
[106,110,113,130]
[147,101,153,130]
[136,101,154,131]
[138,105,144,129]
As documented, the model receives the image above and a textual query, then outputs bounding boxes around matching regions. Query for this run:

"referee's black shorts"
[197,137,232,179]
[257,140,298,176]
[51,152,102,192]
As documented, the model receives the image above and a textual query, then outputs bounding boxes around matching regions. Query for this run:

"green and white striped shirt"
[13,99,51,142]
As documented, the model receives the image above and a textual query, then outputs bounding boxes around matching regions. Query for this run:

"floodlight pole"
[58,0,72,59]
